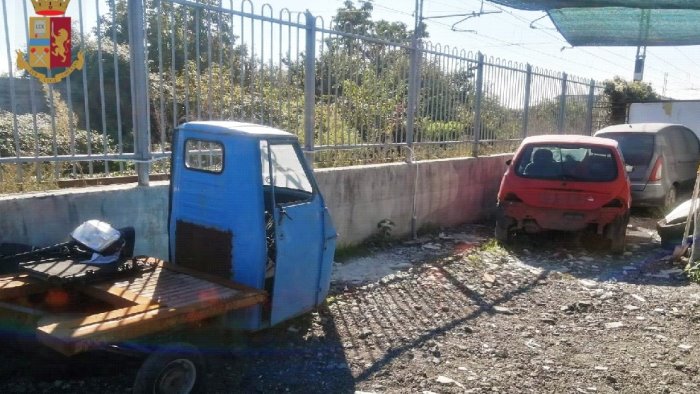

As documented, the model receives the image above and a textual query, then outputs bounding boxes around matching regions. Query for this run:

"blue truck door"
[262,142,327,325]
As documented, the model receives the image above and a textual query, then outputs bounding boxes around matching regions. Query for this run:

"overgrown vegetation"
[2,0,648,193]
[602,76,659,124]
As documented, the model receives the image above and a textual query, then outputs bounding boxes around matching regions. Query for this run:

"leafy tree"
[0,85,116,183]
[327,0,375,56]
[326,1,427,58]
[66,36,134,151]
[603,76,659,124]
[97,0,242,75]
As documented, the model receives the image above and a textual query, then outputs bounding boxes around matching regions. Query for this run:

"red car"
[496,135,631,253]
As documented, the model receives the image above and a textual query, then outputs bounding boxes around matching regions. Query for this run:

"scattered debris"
[2,219,698,393]
[436,375,464,388]
[604,321,624,329]
[631,294,647,303]
[482,273,496,284]
[492,306,514,315]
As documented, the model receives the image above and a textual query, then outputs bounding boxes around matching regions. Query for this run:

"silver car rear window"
[597,133,654,166]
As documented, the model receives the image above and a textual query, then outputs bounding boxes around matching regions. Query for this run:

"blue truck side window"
[185,139,223,173]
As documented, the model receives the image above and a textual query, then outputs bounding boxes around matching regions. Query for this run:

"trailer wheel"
[133,343,206,394]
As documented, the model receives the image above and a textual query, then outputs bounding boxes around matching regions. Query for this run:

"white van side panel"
[629,102,700,139]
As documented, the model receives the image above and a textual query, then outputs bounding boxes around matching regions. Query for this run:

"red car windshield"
[514,144,618,182]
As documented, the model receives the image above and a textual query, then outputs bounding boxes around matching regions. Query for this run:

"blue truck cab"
[168,121,337,329]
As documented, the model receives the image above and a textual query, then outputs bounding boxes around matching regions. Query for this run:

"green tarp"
[488,1,700,46]
[488,1,700,10]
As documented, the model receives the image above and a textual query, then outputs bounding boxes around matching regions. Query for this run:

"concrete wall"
[0,182,171,259]
[0,154,510,257]
[316,154,509,246]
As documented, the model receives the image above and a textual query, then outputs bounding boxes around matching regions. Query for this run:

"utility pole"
[662,73,668,97]
[407,0,424,241]
[128,0,151,185]
[633,45,647,82]
[633,10,650,82]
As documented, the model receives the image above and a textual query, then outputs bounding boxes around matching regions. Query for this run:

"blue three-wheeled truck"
[0,121,337,393]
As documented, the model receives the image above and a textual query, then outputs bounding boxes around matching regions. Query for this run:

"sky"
[2,0,699,99]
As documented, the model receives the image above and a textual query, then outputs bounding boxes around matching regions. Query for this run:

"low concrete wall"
[317,154,509,246]
[0,183,171,259]
[0,154,509,256]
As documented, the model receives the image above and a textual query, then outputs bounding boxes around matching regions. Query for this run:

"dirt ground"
[0,211,699,393]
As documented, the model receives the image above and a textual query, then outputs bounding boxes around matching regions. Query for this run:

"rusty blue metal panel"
[169,123,267,290]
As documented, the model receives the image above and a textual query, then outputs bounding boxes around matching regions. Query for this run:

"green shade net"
[488,1,700,10]
[488,1,700,46]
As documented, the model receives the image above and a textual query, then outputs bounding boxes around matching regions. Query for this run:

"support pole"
[408,0,424,238]
[521,64,532,139]
[303,11,316,168]
[557,73,567,134]
[472,52,484,157]
[406,0,424,163]
[128,0,151,185]
[585,79,596,135]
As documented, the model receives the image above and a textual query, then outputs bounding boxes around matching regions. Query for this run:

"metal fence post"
[472,52,484,157]
[128,0,151,186]
[406,1,424,163]
[557,72,567,134]
[585,79,596,135]
[522,64,532,139]
[303,11,316,168]
[405,45,418,162]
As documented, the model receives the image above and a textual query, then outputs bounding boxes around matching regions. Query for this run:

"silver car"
[594,123,700,211]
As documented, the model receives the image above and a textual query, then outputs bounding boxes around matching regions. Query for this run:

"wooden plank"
[0,301,46,327]
[87,282,161,306]
[152,288,238,308]
[158,260,264,293]
[116,276,195,295]
[143,277,234,298]
[38,290,266,356]
[0,275,49,301]
[108,279,212,301]
[67,291,263,337]
[112,269,236,300]
[0,300,46,318]
[37,303,163,332]
[0,272,31,282]
[148,287,233,304]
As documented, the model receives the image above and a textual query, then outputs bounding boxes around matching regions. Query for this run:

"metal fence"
[0,0,608,190]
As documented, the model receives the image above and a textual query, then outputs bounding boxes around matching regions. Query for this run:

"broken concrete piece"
[604,321,624,329]
[436,375,464,388]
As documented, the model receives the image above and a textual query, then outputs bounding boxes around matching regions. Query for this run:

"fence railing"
[0,0,608,191]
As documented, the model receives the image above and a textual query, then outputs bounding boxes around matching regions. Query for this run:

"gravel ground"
[1,213,699,393]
